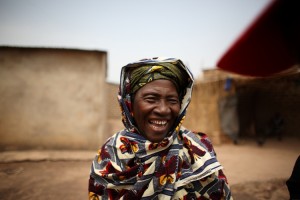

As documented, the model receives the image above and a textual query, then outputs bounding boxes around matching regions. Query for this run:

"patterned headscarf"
[129,63,189,99]
[89,57,232,200]
[118,57,193,133]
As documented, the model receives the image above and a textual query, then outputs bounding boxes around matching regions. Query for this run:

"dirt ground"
[0,137,299,200]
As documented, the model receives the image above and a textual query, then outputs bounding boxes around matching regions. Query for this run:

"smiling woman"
[133,79,181,143]
[88,57,233,200]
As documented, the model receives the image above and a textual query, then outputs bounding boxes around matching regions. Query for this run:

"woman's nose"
[154,100,171,115]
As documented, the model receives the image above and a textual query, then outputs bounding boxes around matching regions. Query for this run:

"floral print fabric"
[89,129,232,199]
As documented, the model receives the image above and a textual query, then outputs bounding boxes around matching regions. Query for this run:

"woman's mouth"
[150,120,167,126]
[149,120,167,126]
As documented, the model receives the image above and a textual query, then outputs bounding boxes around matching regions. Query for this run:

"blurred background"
[0,0,299,199]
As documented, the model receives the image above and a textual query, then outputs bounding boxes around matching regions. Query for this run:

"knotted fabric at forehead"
[129,62,189,97]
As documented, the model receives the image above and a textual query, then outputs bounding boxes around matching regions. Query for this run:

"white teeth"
[151,120,167,125]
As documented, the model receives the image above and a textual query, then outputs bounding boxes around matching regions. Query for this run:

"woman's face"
[133,79,180,143]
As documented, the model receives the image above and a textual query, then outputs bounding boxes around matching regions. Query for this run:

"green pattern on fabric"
[130,63,189,96]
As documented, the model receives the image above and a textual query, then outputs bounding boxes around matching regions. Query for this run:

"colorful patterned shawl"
[89,58,232,200]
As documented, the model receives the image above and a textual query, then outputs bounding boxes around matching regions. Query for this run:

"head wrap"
[118,57,194,133]
[129,63,189,99]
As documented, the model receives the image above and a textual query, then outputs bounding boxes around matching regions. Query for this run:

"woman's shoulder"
[180,126,210,139]
[180,127,215,153]
[192,132,213,145]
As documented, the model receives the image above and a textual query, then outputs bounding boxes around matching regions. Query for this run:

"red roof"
[217,0,300,77]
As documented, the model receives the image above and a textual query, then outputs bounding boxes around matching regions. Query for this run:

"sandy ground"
[0,137,299,200]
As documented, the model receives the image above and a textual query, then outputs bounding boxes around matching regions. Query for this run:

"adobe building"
[184,69,237,144]
[0,46,109,150]
[105,82,124,135]
[1,46,298,150]
[235,68,300,141]
[184,68,300,145]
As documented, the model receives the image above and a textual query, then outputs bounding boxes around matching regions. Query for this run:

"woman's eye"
[144,97,156,103]
[168,99,179,104]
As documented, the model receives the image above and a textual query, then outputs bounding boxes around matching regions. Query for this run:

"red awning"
[217,0,300,77]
